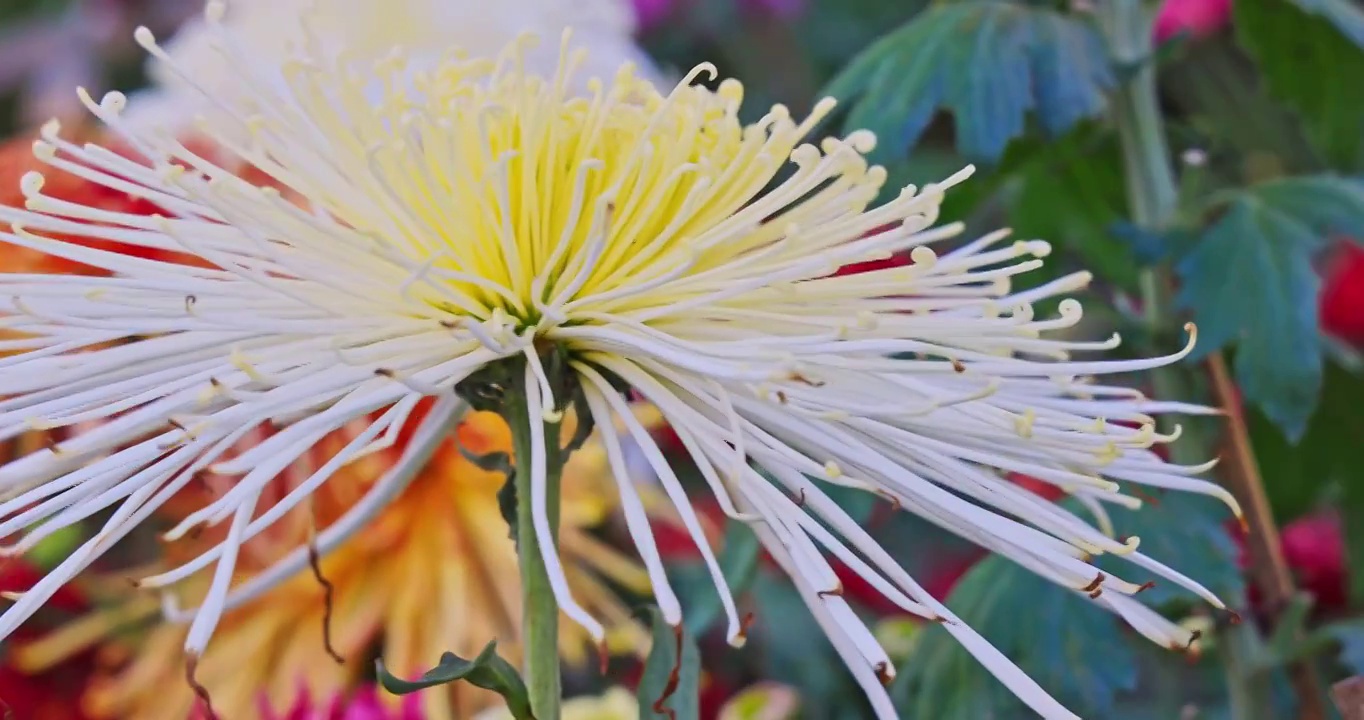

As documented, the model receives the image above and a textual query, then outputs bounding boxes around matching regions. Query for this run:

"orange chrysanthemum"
[15,407,650,720]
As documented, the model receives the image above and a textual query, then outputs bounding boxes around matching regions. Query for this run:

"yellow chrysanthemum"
[14,409,650,720]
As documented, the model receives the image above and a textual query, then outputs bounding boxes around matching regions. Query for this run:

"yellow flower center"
[210,34,874,329]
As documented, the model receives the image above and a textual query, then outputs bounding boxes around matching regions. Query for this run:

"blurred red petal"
[1320,242,1364,345]
[0,560,85,615]
[1154,0,1233,43]
[1281,512,1347,613]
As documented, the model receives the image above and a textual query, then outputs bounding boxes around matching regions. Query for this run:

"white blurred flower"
[120,0,662,131]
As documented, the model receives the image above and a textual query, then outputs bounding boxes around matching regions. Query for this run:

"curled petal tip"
[875,662,895,685]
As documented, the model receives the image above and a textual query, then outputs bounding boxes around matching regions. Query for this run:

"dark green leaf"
[459,447,513,474]
[1003,128,1140,290]
[1249,361,1364,521]
[456,445,519,543]
[1290,0,1364,48]
[682,520,762,636]
[562,391,595,455]
[822,1,1114,163]
[892,553,1138,718]
[748,572,867,718]
[1104,635,1235,720]
[497,471,518,544]
[454,362,517,413]
[637,606,701,720]
[1175,176,1364,439]
[1247,359,1364,604]
[377,641,533,720]
[1098,492,1246,609]
[1236,0,1364,170]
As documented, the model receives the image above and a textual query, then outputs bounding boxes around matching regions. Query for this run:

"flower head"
[0,5,1238,718]
[1153,0,1233,43]
[11,407,649,720]
[1320,241,1364,346]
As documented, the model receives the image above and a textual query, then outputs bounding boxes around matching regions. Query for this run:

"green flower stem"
[1099,2,1326,718]
[1101,0,1201,467]
[504,371,564,720]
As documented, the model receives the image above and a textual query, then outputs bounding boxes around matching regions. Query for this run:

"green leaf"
[562,392,595,455]
[457,445,519,543]
[1003,127,1140,290]
[893,487,1246,719]
[748,572,867,719]
[377,641,533,720]
[25,523,81,570]
[1103,636,1237,720]
[892,553,1139,718]
[1289,0,1364,49]
[1247,360,1364,604]
[1249,361,1364,521]
[638,606,701,720]
[822,1,1114,163]
[682,519,762,636]
[1097,492,1246,609]
[1175,175,1364,439]
[1236,0,1364,170]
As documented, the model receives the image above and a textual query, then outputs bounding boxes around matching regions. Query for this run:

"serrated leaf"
[638,606,701,720]
[1175,175,1364,439]
[823,1,1113,163]
[892,553,1139,719]
[1097,492,1246,609]
[1236,0,1364,170]
[377,641,533,720]
[682,519,762,636]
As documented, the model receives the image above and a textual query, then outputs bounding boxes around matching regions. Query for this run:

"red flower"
[257,685,425,720]
[832,255,909,277]
[832,225,911,279]
[1281,512,1347,614]
[1234,511,1348,617]
[0,560,93,720]
[1154,0,1233,43]
[1007,472,1066,502]
[1320,242,1364,345]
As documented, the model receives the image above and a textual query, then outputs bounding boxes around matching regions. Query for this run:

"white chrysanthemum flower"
[120,0,663,131]
[0,6,1238,719]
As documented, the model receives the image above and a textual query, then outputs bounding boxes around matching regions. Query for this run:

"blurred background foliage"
[3,0,1364,718]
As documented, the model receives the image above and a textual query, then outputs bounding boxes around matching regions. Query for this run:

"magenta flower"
[1154,0,1233,42]
[261,686,425,720]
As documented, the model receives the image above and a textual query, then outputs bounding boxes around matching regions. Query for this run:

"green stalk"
[1100,0,1193,463]
[1098,3,1325,718]
[504,370,564,720]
